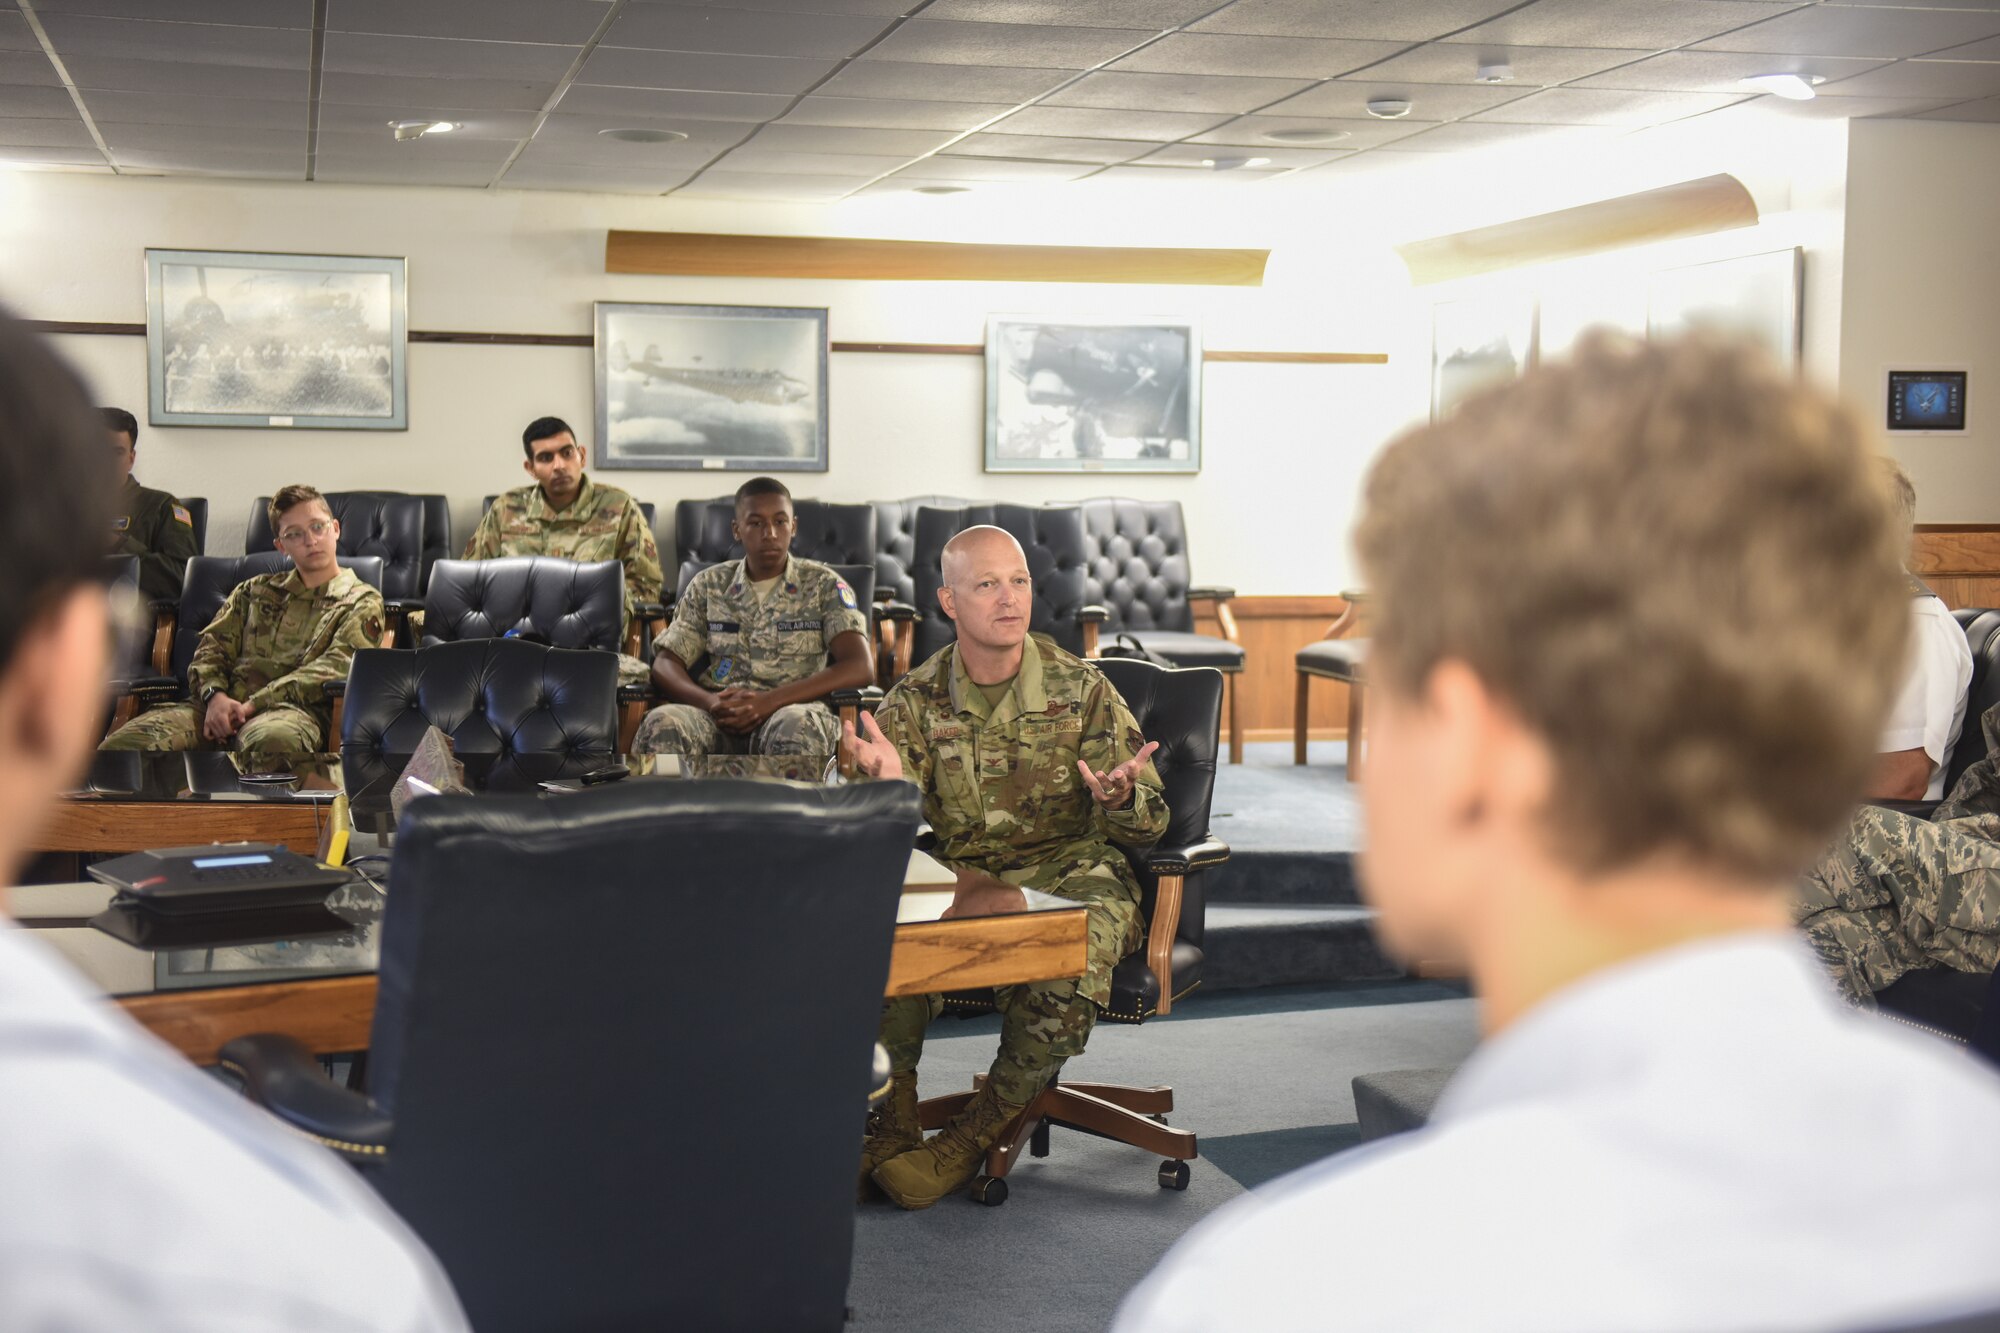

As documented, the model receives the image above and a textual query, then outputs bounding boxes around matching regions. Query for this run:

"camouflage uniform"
[462,476,662,685]
[875,633,1167,1105]
[632,555,868,760]
[111,476,197,603]
[101,566,383,759]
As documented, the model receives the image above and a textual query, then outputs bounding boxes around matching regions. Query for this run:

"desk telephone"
[88,843,353,914]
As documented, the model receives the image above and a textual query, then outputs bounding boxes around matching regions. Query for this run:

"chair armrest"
[216,1034,393,1165]
[872,600,920,623]
[914,825,937,853]
[1863,797,1941,821]
[324,679,346,700]
[384,597,424,616]
[1076,604,1110,624]
[617,683,657,705]
[829,686,884,713]
[1148,837,1231,875]
[149,597,179,616]
[1187,586,1237,603]
[112,675,182,703]
[636,598,669,621]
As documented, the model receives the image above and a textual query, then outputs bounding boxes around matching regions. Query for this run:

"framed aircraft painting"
[594,301,829,472]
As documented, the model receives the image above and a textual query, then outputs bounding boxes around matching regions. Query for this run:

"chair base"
[916,1076,1197,1192]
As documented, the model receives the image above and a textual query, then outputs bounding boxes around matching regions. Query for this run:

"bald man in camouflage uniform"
[463,416,662,684]
[103,485,383,759]
[846,525,1165,1210]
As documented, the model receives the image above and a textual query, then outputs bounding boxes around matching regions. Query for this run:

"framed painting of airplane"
[594,302,829,472]
[985,315,1200,473]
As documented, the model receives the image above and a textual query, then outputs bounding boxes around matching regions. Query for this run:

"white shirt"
[0,918,469,1332]
[1116,933,2000,1333]
[1882,594,1974,801]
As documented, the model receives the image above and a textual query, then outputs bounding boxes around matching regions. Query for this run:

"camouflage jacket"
[875,633,1167,896]
[112,476,197,602]
[463,476,663,633]
[186,566,384,721]
[656,555,868,693]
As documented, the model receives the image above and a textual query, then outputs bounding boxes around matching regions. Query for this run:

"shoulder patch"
[112,515,130,531]
[171,504,192,527]
[837,580,858,609]
[364,615,383,642]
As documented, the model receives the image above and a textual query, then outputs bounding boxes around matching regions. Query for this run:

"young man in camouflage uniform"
[101,484,383,758]
[462,415,662,681]
[105,406,197,602]
[633,477,873,761]
[845,524,1166,1210]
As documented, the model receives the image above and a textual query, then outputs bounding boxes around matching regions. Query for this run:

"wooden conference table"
[28,750,1089,1064]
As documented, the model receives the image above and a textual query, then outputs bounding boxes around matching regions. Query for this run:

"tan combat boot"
[857,1071,920,1202]
[872,1082,1026,1210]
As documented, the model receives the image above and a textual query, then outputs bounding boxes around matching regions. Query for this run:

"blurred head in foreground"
[1355,332,1907,1024]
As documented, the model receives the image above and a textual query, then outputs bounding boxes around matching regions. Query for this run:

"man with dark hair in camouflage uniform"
[105,406,196,602]
[102,484,383,758]
[463,416,662,682]
[633,476,872,761]
[845,524,1166,1210]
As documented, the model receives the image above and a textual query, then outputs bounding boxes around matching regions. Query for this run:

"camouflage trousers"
[101,701,326,759]
[630,700,839,760]
[1796,804,2000,1004]
[880,866,1142,1106]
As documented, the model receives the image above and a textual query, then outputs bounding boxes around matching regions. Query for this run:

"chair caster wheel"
[1159,1160,1190,1191]
[970,1175,1008,1207]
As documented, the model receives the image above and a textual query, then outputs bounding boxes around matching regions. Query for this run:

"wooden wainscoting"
[1193,595,1355,742]
[1914,525,2000,610]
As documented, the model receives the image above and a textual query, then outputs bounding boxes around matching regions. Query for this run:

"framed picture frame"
[594,302,829,473]
[145,248,407,430]
[985,316,1200,473]
[1647,247,1802,367]
[1432,295,1536,421]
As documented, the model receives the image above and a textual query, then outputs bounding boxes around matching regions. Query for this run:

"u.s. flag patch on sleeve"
[172,505,193,527]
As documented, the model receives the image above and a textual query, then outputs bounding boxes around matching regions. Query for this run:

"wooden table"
[37,798,327,855]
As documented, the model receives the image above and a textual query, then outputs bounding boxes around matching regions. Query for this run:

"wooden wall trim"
[1913,525,2000,578]
[607,229,1270,287]
[1222,594,1349,620]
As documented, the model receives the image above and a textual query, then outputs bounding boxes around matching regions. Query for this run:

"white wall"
[0,169,1425,594]
[1841,119,2000,521]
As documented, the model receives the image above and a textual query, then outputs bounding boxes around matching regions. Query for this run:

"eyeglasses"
[532,444,581,465]
[279,519,335,543]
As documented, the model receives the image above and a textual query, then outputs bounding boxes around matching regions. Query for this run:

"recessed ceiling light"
[913,185,970,195]
[1261,126,1350,144]
[598,127,690,144]
[1475,61,1514,83]
[1365,98,1413,119]
[388,119,458,141]
[1201,155,1272,170]
[1741,73,1823,101]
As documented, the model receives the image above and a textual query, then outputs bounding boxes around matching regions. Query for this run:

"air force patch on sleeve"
[837,580,858,609]
[715,657,734,682]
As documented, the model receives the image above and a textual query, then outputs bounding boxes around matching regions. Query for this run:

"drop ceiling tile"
[815,59,1072,102]
[530,113,747,160]
[510,135,721,168]
[676,0,909,12]
[96,122,300,152]
[674,169,872,199]
[327,0,611,44]
[942,131,1154,162]
[1352,44,1648,86]
[1692,6,2000,57]
[320,72,553,110]
[37,14,308,68]
[1131,141,1351,167]
[1824,0,2000,10]
[111,146,304,174]
[1911,96,2000,120]
[0,84,84,118]
[1817,59,2000,99]
[316,104,533,138]
[1570,49,1891,91]
[555,84,791,121]
[711,148,909,175]
[1933,34,2000,60]
[1045,70,1315,114]
[1444,0,1790,52]
[918,0,1216,24]
[1109,33,1404,80]
[891,155,1099,180]
[27,0,298,23]
[0,144,106,166]
[0,52,61,87]
[0,14,39,53]
[501,163,694,194]
[315,130,520,163]
[84,90,308,128]
[1087,163,1286,186]
[0,117,95,148]
[1394,120,1616,150]
[65,56,310,100]
[743,122,949,154]
[1717,91,1969,117]
[1466,86,1748,124]
[989,103,1232,139]
[1189,113,1433,147]
[861,19,1152,69]
[1191,0,1528,43]
[313,156,499,186]
[323,32,580,81]
[579,46,836,93]
[1276,79,1528,118]
[602,5,892,56]
[780,95,1013,130]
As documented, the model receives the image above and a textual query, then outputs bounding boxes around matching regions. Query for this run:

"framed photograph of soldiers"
[594,301,829,472]
[145,249,407,430]
[985,316,1201,473]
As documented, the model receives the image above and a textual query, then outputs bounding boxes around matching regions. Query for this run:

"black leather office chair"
[335,640,617,759]
[907,503,1107,677]
[358,491,451,587]
[1080,498,1246,763]
[873,496,976,607]
[1294,593,1368,781]
[220,778,920,1333]
[918,658,1226,1204]
[244,492,430,604]
[177,496,208,554]
[421,557,626,653]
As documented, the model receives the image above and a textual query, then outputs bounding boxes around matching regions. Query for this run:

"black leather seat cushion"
[422,557,625,653]
[342,639,618,758]
[1297,637,1367,681]
[1103,941,1204,1022]
[1118,629,1245,671]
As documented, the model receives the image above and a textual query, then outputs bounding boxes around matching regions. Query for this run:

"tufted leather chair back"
[358,492,452,585]
[340,640,617,760]
[910,503,1094,664]
[1079,497,1196,635]
[176,496,208,554]
[421,557,625,653]
[1096,658,1217,956]
[873,495,975,605]
[245,492,428,600]
[171,553,385,684]
[673,496,878,591]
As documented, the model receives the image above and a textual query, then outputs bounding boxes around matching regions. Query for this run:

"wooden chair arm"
[1146,873,1185,1016]
[150,609,177,676]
